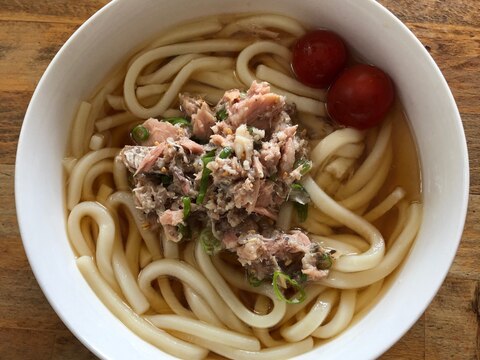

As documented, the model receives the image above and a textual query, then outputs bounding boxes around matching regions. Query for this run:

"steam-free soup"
[64,14,422,359]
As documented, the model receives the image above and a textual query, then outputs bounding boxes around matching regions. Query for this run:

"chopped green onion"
[196,152,216,204]
[203,149,216,159]
[202,158,215,167]
[178,223,190,239]
[290,271,308,284]
[289,183,310,205]
[182,197,191,219]
[216,106,228,121]
[291,183,304,192]
[196,177,210,201]
[219,147,233,159]
[272,271,306,304]
[294,202,308,223]
[299,272,308,283]
[289,183,310,221]
[196,148,231,204]
[294,159,313,176]
[317,253,333,270]
[199,228,221,255]
[164,117,191,127]
[196,170,211,204]
[158,174,173,186]
[247,272,263,287]
[131,125,149,143]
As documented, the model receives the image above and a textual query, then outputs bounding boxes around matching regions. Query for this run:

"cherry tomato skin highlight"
[326,64,395,129]
[292,30,347,89]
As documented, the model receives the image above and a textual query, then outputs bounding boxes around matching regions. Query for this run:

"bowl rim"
[15,0,121,357]
[15,0,469,359]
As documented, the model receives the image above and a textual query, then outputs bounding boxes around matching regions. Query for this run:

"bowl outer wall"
[15,0,469,359]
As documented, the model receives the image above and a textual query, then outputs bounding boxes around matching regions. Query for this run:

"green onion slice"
[203,149,216,160]
[294,202,308,223]
[272,271,306,304]
[158,174,173,186]
[289,183,310,205]
[196,151,216,204]
[199,228,221,255]
[196,172,211,204]
[294,159,313,176]
[247,272,263,287]
[317,253,333,270]
[164,117,191,127]
[299,272,308,283]
[219,147,233,159]
[215,106,228,121]
[291,183,304,192]
[182,197,191,219]
[196,148,232,204]
[131,125,149,144]
[177,223,190,239]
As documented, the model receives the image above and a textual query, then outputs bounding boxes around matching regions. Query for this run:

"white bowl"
[15,0,469,359]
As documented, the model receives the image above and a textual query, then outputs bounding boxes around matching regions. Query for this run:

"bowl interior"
[15,0,468,359]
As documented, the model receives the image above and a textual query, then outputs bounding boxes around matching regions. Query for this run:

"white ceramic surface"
[15,0,469,359]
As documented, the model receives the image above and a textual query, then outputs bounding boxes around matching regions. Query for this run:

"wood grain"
[0,21,78,92]
[425,277,479,358]
[0,0,109,24]
[0,0,478,359]
[379,0,480,27]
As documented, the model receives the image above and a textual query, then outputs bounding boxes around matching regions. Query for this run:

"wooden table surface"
[0,0,478,359]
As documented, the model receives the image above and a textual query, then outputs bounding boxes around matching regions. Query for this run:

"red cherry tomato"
[326,64,395,129]
[292,30,347,89]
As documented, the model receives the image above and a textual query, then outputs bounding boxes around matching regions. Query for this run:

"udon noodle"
[65,14,422,359]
